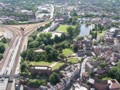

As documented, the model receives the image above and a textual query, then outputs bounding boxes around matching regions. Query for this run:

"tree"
[1,38,7,43]
[29,41,39,48]
[108,67,118,79]
[67,18,72,24]
[0,54,3,60]
[54,35,60,43]
[30,33,37,40]
[45,45,59,61]
[94,31,98,39]
[26,49,35,61]
[108,62,120,82]
[74,23,80,37]
[76,36,84,41]
[20,62,27,72]
[49,72,60,85]
[67,26,74,38]
[99,61,106,68]
[0,43,5,53]
[21,50,27,59]
[28,37,34,43]
[70,10,78,17]
[28,79,46,88]
[60,33,66,41]
[72,16,78,25]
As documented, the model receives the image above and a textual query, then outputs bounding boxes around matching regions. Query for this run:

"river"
[79,24,95,37]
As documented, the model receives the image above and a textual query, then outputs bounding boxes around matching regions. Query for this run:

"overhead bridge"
[0,74,20,78]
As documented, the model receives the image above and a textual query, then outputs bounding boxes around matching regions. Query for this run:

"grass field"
[56,25,74,33]
[52,62,65,70]
[31,61,55,66]
[102,77,112,80]
[68,57,81,64]
[98,31,106,37]
[62,48,74,57]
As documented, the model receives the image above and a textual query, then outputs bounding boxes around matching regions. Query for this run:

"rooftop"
[31,66,51,70]
[108,79,120,89]
[35,66,48,70]
[34,49,45,53]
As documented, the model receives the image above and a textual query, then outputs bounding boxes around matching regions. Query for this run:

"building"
[85,62,94,74]
[30,66,52,75]
[34,49,45,53]
[93,79,120,90]
[50,22,59,31]
[108,79,120,90]
[21,10,33,16]
[77,50,85,57]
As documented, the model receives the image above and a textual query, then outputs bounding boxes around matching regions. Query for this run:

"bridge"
[0,74,20,78]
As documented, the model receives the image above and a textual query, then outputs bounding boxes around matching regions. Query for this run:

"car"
[0,78,4,82]
[8,77,13,82]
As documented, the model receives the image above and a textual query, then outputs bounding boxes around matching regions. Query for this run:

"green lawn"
[31,61,55,66]
[62,48,74,57]
[56,25,74,33]
[52,62,65,70]
[102,77,112,80]
[98,31,106,37]
[68,57,81,64]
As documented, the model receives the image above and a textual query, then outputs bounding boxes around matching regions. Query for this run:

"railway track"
[2,22,48,90]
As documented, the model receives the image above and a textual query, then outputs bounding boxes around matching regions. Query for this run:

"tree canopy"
[49,72,60,85]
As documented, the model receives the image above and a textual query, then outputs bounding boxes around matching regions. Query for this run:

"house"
[77,50,85,57]
[39,86,48,90]
[83,39,92,56]
[96,67,109,75]
[94,79,109,90]
[21,10,33,16]
[82,39,92,47]
[93,79,120,90]
[54,18,65,24]
[0,3,5,9]
[108,79,120,90]
[50,22,59,31]
[30,66,52,75]
[88,78,95,85]
[93,46,101,55]
[62,64,80,79]
[34,49,45,53]
[105,36,114,45]
[103,50,112,61]
[82,72,89,80]
[85,62,94,74]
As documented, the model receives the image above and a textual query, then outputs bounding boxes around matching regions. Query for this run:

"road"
[80,57,89,79]
[0,22,48,90]
[50,4,54,19]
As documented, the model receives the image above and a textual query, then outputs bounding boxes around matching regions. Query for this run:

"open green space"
[31,61,55,66]
[62,48,74,57]
[56,25,74,33]
[68,57,81,64]
[98,31,106,37]
[52,62,65,70]
[102,77,112,80]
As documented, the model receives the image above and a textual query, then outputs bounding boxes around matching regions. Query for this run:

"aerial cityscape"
[0,0,120,90]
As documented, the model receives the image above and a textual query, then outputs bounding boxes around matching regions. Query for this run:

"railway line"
[0,22,48,90]
[0,22,47,90]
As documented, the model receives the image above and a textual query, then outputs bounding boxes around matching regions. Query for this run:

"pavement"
[49,62,59,67]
